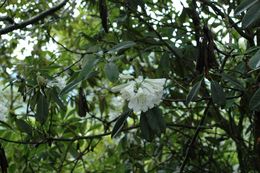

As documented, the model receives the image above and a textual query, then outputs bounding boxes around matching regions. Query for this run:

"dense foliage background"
[0,0,260,172]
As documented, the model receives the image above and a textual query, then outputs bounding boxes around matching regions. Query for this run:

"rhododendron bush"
[0,0,260,172]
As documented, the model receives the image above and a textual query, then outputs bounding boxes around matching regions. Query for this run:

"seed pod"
[76,87,89,117]
[99,0,108,33]
[196,25,218,74]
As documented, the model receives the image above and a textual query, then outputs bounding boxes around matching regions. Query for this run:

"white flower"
[119,74,134,80]
[111,76,166,113]
[48,76,67,90]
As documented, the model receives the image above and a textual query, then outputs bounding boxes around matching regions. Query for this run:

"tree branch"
[0,0,69,35]
[198,0,254,45]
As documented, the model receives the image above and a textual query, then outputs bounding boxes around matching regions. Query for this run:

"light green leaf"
[108,41,136,53]
[104,62,119,82]
[185,80,202,105]
[249,88,260,111]
[210,81,226,106]
[60,57,99,95]
[249,50,260,69]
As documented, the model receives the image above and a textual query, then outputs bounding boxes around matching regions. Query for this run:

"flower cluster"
[111,75,166,113]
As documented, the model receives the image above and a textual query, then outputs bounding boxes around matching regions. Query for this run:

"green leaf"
[222,73,244,91]
[241,1,260,28]
[50,88,67,111]
[36,92,49,124]
[145,107,166,136]
[140,112,154,142]
[249,50,260,70]
[60,57,99,95]
[210,81,226,106]
[111,110,131,138]
[108,41,136,54]
[15,119,33,135]
[249,88,260,111]
[185,80,202,105]
[235,0,259,15]
[104,62,119,82]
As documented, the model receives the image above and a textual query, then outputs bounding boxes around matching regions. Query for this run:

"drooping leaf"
[249,49,260,70]
[210,80,226,106]
[50,88,67,111]
[235,0,259,15]
[36,92,49,124]
[140,112,154,141]
[111,110,131,138]
[186,80,202,105]
[60,57,99,95]
[145,107,166,136]
[15,119,33,135]
[241,1,260,28]
[104,62,119,82]
[249,88,260,111]
[221,73,245,91]
[108,41,136,54]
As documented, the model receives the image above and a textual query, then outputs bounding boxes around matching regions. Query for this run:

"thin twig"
[0,0,69,35]
[179,101,211,172]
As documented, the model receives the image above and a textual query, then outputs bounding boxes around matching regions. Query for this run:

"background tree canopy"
[0,0,260,172]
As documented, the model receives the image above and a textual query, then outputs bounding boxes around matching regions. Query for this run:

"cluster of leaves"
[0,0,260,172]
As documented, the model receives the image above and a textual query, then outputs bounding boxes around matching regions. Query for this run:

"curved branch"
[0,0,69,35]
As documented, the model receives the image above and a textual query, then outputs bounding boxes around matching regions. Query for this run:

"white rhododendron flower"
[48,76,67,90]
[111,76,166,113]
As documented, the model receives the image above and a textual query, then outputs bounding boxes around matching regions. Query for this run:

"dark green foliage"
[0,0,260,172]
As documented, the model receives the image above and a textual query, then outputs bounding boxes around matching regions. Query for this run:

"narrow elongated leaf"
[104,62,119,82]
[241,2,260,28]
[140,113,154,141]
[235,0,259,15]
[249,88,260,111]
[108,41,136,53]
[111,110,131,138]
[185,80,202,105]
[145,107,166,136]
[210,81,226,106]
[60,57,99,95]
[221,73,244,90]
[249,50,260,69]
[36,93,49,124]
[50,88,67,111]
[15,119,33,135]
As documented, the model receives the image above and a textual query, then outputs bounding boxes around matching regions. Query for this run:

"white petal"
[119,74,134,80]
[111,83,130,92]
